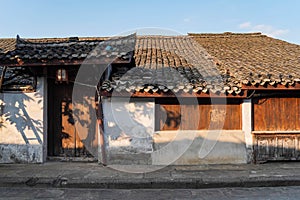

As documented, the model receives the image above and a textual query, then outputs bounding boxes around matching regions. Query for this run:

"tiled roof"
[0,35,135,65]
[189,32,300,87]
[104,36,233,94]
[104,33,300,95]
[0,66,35,91]
[0,38,16,54]
[1,33,300,95]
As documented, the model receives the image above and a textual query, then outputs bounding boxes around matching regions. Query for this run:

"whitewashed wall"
[102,97,248,165]
[152,130,247,165]
[102,98,155,164]
[0,77,47,163]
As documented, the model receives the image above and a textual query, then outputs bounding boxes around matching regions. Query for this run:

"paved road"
[0,186,299,200]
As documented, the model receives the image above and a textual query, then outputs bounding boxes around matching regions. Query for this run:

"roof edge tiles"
[0,34,136,66]
[1,33,300,95]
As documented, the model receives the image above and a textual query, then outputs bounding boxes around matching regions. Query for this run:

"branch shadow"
[0,86,43,145]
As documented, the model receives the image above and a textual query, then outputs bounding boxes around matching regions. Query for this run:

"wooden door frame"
[47,78,62,156]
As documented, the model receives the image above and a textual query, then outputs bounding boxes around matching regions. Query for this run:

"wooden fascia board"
[0,58,131,67]
[242,84,300,90]
[100,90,247,98]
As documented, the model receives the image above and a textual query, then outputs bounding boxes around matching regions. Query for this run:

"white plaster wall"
[102,98,248,165]
[242,99,253,163]
[153,130,247,165]
[102,98,155,164]
[0,77,46,163]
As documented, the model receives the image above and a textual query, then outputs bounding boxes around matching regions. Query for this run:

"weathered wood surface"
[48,80,91,158]
[155,99,242,131]
[253,97,300,131]
[61,100,85,156]
[254,133,300,162]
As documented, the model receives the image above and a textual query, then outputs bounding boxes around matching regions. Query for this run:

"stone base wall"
[0,144,43,163]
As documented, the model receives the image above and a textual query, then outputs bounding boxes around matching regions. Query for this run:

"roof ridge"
[24,37,108,44]
[188,32,265,37]
[21,34,137,44]
[137,35,188,39]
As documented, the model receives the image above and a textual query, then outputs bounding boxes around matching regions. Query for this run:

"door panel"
[253,97,300,163]
[254,133,300,162]
[61,99,86,156]
[47,79,92,158]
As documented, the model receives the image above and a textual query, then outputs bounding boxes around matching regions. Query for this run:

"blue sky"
[1,0,300,44]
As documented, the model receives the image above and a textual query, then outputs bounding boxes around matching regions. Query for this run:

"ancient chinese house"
[0,32,300,164]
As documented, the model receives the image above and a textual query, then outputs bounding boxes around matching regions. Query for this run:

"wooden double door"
[47,80,92,158]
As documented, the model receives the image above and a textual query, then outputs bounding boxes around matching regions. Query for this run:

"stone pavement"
[1,161,300,189]
[2,186,300,200]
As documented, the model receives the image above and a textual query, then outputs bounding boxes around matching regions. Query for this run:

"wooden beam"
[242,83,300,90]
[252,131,300,135]
[0,57,131,67]
[100,90,247,98]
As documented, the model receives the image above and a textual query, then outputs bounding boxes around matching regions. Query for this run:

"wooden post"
[0,66,7,92]
[97,96,107,166]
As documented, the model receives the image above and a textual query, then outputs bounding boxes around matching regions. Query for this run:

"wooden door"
[253,97,300,163]
[47,79,92,158]
[60,98,86,156]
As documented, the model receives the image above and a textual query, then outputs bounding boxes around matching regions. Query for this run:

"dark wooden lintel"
[0,58,131,67]
[242,83,300,90]
[100,90,247,98]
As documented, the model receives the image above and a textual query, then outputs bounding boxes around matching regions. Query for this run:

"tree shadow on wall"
[61,97,95,157]
[71,85,98,157]
[0,91,43,145]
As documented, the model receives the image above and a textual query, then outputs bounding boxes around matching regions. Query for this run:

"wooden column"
[0,66,7,91]
[97,96,107,166]
[242,99,253,163]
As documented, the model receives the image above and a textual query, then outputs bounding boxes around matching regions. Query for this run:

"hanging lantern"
[56,68,68,83]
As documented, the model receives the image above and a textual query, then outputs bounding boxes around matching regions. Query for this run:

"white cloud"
[238,22,289,37]
[239,22,251,29]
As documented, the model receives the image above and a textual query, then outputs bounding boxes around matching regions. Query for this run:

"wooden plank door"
[48,80,92,158]
[61,98,86,156]
[253,97,300,163]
